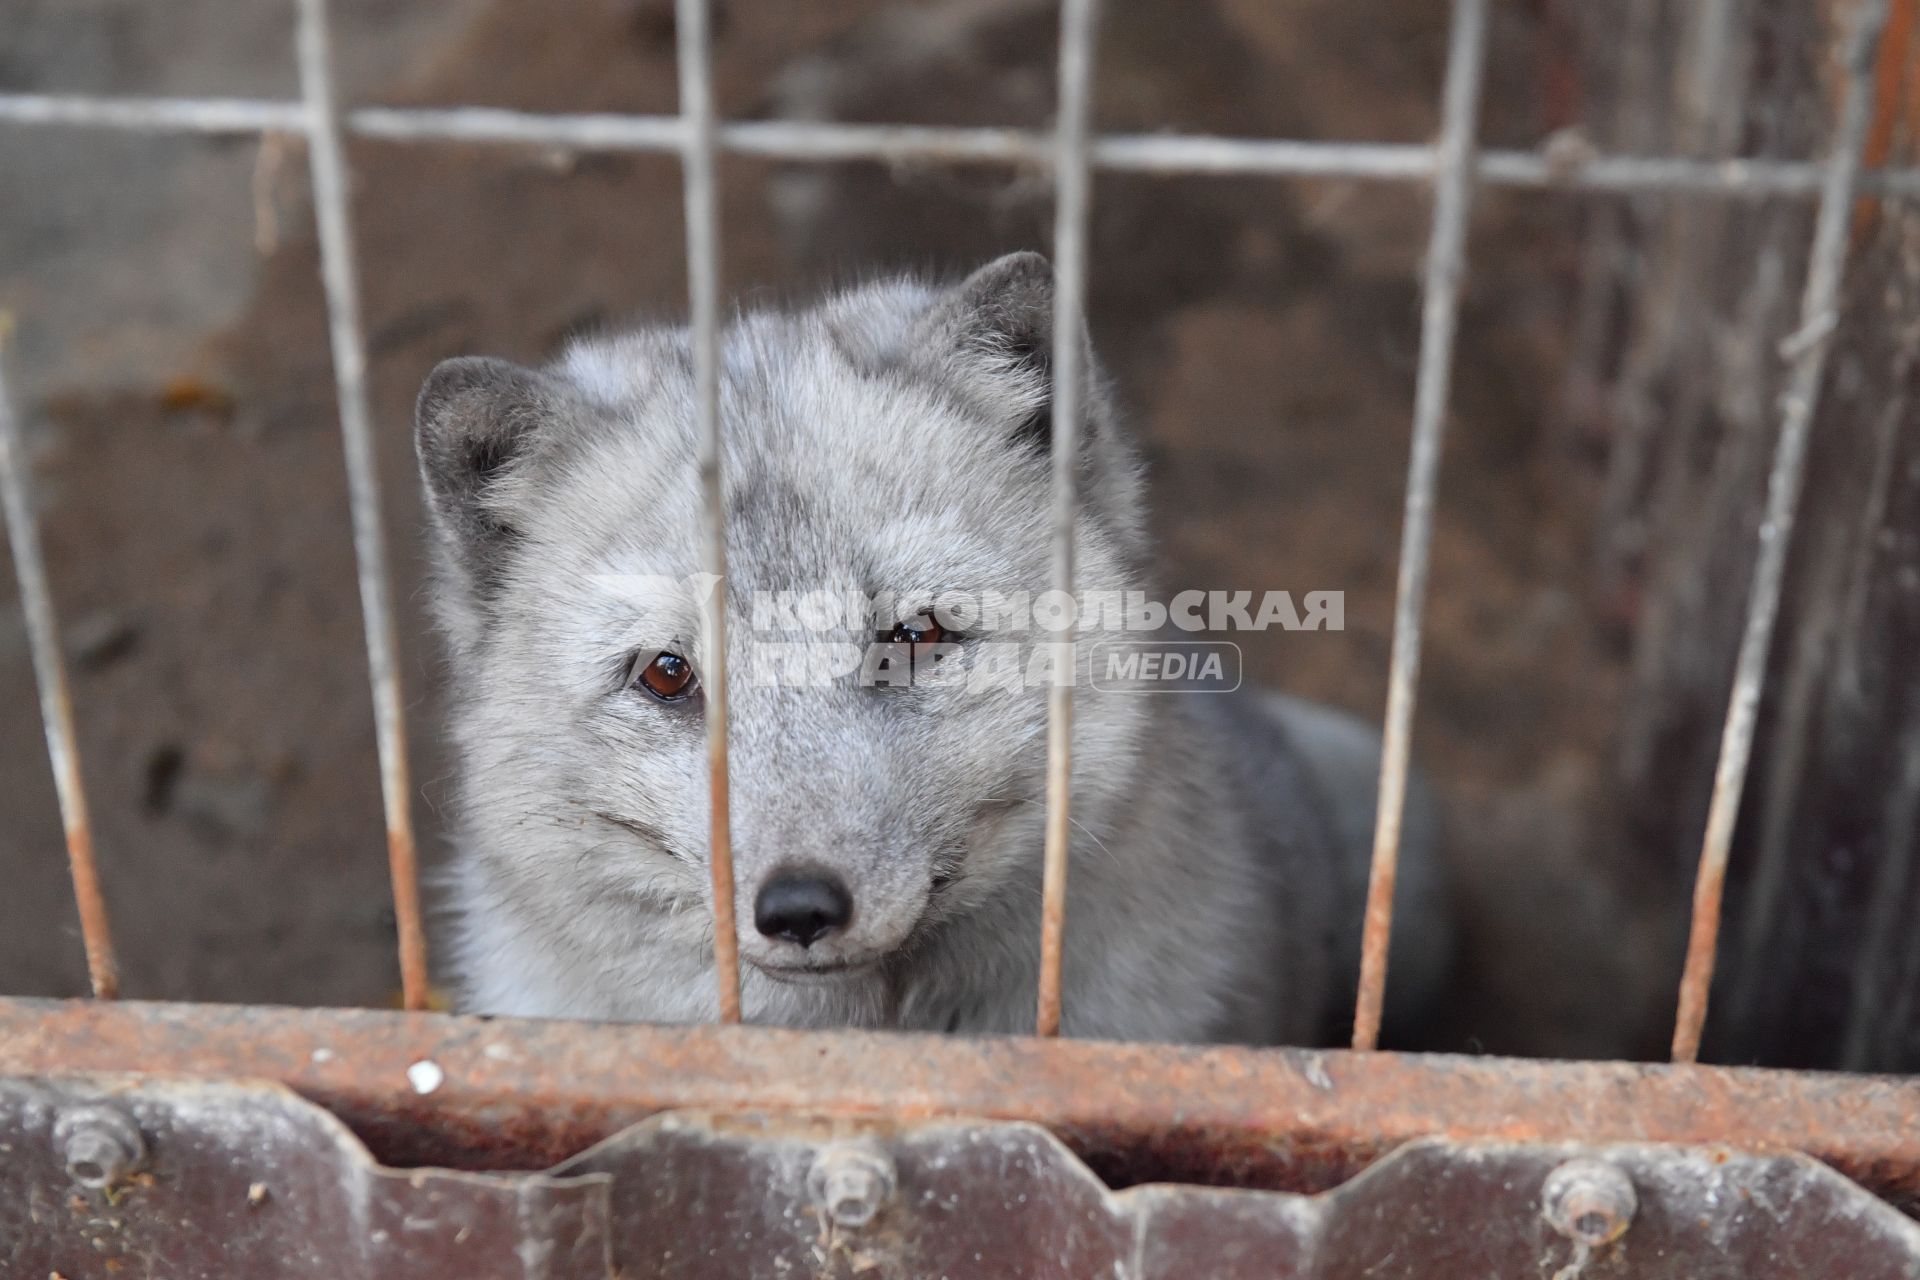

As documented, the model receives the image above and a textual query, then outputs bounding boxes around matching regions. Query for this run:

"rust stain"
[155,375,236,419]
[1854,0,1917,237]
[59,768,117,1001]
[1035,686,1073,1038]
[1350,848,1397,1053]
[1671,849,1728,1064]
[705,726,742,1025]
[4,997,1920,1214]
[386,826,429,1013]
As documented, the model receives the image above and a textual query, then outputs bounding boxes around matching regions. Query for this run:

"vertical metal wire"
[675,0,742,1025]
[1034,0,1102,1038]
[1670,0,1890,1066]
[1351,0,1489,1052]
[293,0,430,1012]
[0,352,119,998]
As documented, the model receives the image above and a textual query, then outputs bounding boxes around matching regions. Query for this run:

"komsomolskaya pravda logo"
[589,577,1338,690]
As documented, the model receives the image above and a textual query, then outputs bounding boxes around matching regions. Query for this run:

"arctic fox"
[416,251,1449,1043]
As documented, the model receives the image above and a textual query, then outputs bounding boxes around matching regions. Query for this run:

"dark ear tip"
[991,249,1052,278]
[417,356,525,433]
[944,252,1058,358]
[963,251,1053,295]
[412,358,549,458]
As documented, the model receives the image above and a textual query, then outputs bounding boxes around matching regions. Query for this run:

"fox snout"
[753,868,854,948]
[738,845,939,974]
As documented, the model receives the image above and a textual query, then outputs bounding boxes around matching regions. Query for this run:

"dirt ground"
[0,0,1674,1058]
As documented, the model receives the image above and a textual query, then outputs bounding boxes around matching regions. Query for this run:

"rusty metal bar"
[293,0,429,1012]
[1670,0,1891,1066]
[1035,0,1102,1039]
[5,997,1920,1211]
[675,0,742,1025]
[1352,0,1488,1053]
[15,92,1920,197]
[0,357,119,999]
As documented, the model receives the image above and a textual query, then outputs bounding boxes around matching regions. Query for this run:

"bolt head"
[807,1142,896,1230]
[54,1105,145,1190]
[1542,1158,1637,1247]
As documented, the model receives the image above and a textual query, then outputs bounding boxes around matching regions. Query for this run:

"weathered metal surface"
[6,1079,1919,1278]
[560,1115,1920,1278]
[0,1076,610,1280]
[6,997,1920,1217]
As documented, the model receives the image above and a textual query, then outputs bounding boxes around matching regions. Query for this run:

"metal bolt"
[807,1142,895,1230]
[54,1105,145,1190]
[1542,1158,1637,1248]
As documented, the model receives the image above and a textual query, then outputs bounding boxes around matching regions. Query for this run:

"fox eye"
[634,651,698,702]
[886,616,948,652]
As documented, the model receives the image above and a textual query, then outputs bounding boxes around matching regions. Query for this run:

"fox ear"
[415,355,562,599]
[916,251,1078,452]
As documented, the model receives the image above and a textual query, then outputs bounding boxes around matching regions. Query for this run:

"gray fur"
[416,252,1450,1043]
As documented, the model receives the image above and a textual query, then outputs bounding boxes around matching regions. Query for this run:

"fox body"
[416,252,1448,1043]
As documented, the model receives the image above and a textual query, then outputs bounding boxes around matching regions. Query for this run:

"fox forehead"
[529,337,1053,597]
[418,253,1142,677]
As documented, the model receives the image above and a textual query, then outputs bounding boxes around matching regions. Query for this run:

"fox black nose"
[754,871,853,947]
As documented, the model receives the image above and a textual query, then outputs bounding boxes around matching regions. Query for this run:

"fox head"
[417,252,1153,1021]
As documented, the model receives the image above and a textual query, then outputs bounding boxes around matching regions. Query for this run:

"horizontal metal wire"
[0,94,306,133]
[5,92,1920,196]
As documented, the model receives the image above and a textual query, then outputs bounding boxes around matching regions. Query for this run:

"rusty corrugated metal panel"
[561,1115,1920,1278]
[8,1077,1920,1278]
[5,997,1920,1214]
[0,1076,610,1280]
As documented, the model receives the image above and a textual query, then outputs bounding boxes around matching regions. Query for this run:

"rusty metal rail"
[5,996,1920,1216]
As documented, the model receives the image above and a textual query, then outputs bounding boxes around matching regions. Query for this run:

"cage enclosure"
[3,0,1920,1274]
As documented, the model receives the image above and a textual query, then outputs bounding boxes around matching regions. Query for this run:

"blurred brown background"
[2,0,1916,1068]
